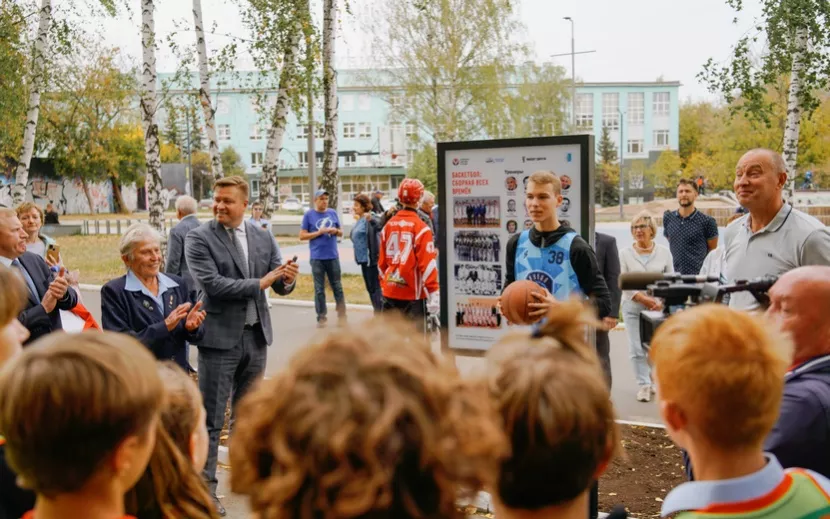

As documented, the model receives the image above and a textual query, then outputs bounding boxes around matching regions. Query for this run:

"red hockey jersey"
[379,208,439,301]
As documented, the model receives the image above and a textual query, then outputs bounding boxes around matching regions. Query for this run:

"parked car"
[380,197,396,211]
[198,198,213,210]
[281,197,302,211]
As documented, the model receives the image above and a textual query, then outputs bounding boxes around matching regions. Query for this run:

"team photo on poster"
[454,264,503,296]
[455,297,502,329]
[452,197,501,228]
[453,231,501,263]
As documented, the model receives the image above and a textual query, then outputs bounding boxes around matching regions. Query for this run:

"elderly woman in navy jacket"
[102,223,206,368]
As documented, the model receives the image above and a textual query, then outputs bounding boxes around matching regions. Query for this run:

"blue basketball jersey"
[514,230,582,301]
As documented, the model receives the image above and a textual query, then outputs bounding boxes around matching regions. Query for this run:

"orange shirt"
[378,209,439,301]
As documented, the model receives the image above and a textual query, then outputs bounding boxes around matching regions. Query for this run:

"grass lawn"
[58,235,369,305]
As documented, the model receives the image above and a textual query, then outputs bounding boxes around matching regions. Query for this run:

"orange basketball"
[500,280,546,325]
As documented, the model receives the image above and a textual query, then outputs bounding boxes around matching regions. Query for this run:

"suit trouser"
[199,326,266,494]
[596,329,613,390]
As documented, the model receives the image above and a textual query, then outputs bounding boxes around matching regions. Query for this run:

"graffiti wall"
[0,176,138,214]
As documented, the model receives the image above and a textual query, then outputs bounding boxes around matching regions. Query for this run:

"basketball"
[500,280,546,325]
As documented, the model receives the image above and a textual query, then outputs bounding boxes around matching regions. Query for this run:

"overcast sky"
[94,0,766,102]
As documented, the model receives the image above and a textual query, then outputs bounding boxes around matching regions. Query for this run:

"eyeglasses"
[631,225,650,230]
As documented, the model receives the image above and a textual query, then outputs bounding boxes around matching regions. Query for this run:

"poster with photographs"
[437,136,594,351]
[454,265,503,296]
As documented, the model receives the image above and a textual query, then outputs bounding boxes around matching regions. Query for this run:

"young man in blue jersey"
[504,170,611,322]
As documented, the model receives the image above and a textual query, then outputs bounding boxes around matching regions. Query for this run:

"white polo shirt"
[722,203,830,310]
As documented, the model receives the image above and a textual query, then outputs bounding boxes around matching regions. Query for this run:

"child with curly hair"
[229,316,506,519]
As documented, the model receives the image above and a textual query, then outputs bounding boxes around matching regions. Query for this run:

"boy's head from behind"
[650,304,791,454]
[0,332,164,498]
[487,300,618,510]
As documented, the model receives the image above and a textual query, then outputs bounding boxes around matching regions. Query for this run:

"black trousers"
[596,329,613,389]
[382,297,427,335]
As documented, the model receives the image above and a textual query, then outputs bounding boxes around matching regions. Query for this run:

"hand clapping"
[184,301,206,332]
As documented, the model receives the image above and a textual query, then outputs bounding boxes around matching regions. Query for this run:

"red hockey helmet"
[397,178,425,206]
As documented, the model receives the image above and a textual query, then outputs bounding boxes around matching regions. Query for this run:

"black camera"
[619,273,779,350]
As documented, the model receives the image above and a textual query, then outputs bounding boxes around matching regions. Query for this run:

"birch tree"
[192,0,223,178]
[700,0,830,200]
[13,0,51,206]
[319,0,339,210]
[140,0,164,231]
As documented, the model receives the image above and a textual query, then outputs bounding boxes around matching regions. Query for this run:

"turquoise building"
[158,71,680,204]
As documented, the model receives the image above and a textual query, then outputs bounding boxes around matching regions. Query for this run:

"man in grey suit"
[185,176,299,516]
[165,195,201,373]
[594,232,622,388]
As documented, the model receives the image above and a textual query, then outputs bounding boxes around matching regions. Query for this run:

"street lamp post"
[618,108,625,219]
[564,17,575,129]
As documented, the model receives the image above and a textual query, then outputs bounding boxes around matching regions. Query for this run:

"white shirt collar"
[224,221,247,234]
[0,256,13,267]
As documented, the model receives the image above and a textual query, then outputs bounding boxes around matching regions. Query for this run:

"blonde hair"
[0,332,164,496]
[214,175,249,199]
[650,304,792,449]
[15,202,43,224]
[230,316,506,519]
[631,210,657,238]
[527,170,562,195]
[486,299,619,509]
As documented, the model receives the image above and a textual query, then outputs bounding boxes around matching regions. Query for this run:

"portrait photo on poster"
[506,198,517,215]
[506,220,518,234]
[452,196,501,228]
[453,230,501,263]
[454,264,503,296]
[505,176,518,193]
[455,297,502,329]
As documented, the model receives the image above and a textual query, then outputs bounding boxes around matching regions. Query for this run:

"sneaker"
[211,495,226,517]
[317,319,327,329]
[650,385,657,396]
[636,386,651,402]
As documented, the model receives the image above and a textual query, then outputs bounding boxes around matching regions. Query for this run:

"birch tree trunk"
[192,0,223,178]
[259,28,302,219]
[320,0,339,210]
[141,0,164,231]
[782,27,807,202]
[13,0,51,206]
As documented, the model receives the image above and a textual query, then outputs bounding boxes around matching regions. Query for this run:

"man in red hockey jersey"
[379,178,439,333]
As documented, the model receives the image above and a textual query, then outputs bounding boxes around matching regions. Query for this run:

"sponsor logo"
[452,157,469,166]
[566,152,573,163]
[504,170,524,175]
[526,271,554,293]
[485,157,505,163]
[453,158,460,166]
[314,216,336,231]
[387,269,407,286]
[523,156,548,162]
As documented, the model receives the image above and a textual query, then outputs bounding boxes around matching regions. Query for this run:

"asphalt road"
[79,288,660,518]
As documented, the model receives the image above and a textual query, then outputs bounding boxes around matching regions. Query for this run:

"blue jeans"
[623,300,652,387]
[310,259,346,321]
[360,263,383,313]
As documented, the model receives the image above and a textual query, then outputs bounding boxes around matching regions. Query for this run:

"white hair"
[175,195,197,215]
[422,191,435,203]
[120,223,162,261]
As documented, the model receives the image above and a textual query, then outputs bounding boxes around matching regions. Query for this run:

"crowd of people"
[0,147,829,519]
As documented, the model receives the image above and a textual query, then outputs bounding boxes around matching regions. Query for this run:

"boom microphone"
[618,272,721,291]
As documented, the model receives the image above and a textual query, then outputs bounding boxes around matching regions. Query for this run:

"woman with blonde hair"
[486,299,626,519]
[125,362,217,519]
[229,317,506,519]
[619,211,673,402]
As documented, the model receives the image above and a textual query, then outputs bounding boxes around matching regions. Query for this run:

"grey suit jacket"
[185,219,294,349]
[165,214,201,291]
[595,232,622,318]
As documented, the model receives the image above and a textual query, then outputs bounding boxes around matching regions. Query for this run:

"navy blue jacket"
[16,251,78,344]
[101,273,204,368]
[764,354,830,478]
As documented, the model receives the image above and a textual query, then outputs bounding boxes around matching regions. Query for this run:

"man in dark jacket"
[594,232,622,388]
[371,190,385,214]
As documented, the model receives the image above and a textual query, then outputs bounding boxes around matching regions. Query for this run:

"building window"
[315,124,324,138]
[575,93,593,129]
[628,93,644,125]
[297,151,308,168]
[216,97,230,115]
[217,124,231,140]
[251,152,263,168]
[653,92,670,117]
[343,122,355,138]
[297,123,308,139]
[601,93,619,130]
[250,124,267,140]
[358,122,372,139]
[251,179,260,198]
[406,121,417,137]
[387,94,403,110]
[340,95,354,111]
[654,130,670,149]
[407,146,417,166]
[344,154,356,167]
[358,94,371,111]
[627,139,644,154]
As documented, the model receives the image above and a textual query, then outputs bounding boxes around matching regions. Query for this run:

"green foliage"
[647,150,683,197]
[0,1,29,160]
[491,63,571,139]
[595,126,619,206]
[406,144,438,194]
[220,146,246,178]
[699,0,830,125]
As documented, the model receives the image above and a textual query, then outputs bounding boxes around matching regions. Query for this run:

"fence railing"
[80,218,181,236]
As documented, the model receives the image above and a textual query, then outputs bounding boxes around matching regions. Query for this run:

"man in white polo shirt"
[722,148,830,310]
